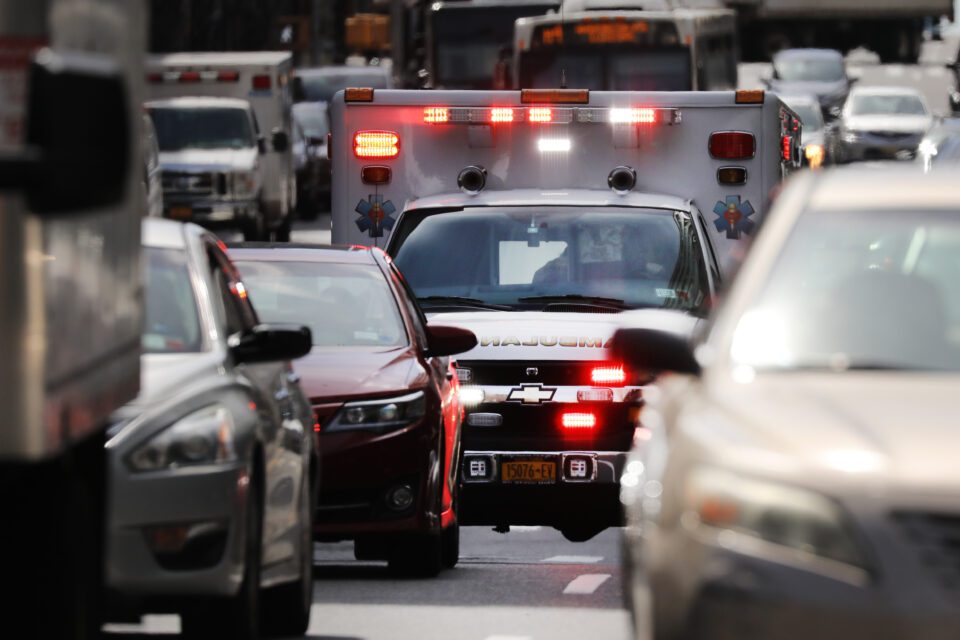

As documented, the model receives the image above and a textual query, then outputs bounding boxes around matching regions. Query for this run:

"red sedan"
[230,244,475,576]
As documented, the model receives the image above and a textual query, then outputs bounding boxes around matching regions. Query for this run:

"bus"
[392,0,559,89]
[513,9,738,91]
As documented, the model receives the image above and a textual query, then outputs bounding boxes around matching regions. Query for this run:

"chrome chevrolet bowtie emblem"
[507,384,556,405]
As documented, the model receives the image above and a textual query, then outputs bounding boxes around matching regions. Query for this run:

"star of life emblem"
[713,195,756,240]
[355,194,396,238]
[507,384,557,405]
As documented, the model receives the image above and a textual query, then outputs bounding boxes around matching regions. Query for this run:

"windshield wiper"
[517,294,632,310]
[417,296,512,311]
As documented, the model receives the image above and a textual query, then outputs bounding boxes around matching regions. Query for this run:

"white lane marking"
[563,573,612,595]
[510,526,542,532]
[542,555,603,564]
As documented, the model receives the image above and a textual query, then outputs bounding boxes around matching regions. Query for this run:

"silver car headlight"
[326,390,426,433]
[685,467,867,570]
[230,170,258,198]
[129,406,237,472]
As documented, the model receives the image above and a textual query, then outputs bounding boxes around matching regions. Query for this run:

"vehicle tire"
[273,214,292,242]
[388,533,443,578]
[261,477,313,637]
[181,486,262,640]
[243,204,268,242]
[440,519,460,569]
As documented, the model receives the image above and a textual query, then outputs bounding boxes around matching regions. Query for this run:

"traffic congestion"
[2,1,959,640]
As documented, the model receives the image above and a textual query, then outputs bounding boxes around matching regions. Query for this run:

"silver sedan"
[105,219,317,639]
[614,167,960,640]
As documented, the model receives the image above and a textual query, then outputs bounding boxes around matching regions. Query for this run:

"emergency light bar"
[148,70,243,84]
[422,106,681,126]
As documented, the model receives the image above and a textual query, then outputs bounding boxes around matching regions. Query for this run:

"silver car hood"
[844,114,932,134]
[159,147,258,172]
[705,372,960,492]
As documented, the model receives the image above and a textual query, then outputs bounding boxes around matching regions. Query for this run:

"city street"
[104,527,631,640]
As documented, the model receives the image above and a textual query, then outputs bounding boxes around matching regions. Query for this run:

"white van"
[146,52,296,239]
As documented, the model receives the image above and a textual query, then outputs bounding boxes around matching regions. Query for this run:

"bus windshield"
[519,47,692,91]
[432,4,558,88]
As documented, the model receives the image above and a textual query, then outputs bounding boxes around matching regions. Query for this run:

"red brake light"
[354,130,400,159]
[146,72,163,83]
[709,132,756,160]
[218,70,240,82]
[561,412,597,429]
[782,136,792,161]
[178,71,201,83]
[591,365,626,386]
[490,107,514,123]
[424,107,449,123]
[528,107,552,123]
[252,74,271,90]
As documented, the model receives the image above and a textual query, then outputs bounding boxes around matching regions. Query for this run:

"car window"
[730,209,960,371]
[850,94,927,116]
[148,107,257,151]
[206,243,258,337]
[234,260,408,348]
[390,264,428,348]
[297,71,389,102]
[774,56,844,82]
[788,103,824,131]
[143,247,203,353]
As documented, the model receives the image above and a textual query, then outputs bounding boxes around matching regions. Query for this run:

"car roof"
[805,166,960,212]
[774,48,844,60]
[780,94,821,108]
[227,243,384,265]
[296,65,390,78]
[145,96,252,110]
[848,85,924,98]
[406,189,691,212]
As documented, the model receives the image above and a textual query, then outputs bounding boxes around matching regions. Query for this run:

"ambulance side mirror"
[609,327,701,377]
[271,128,289,153]
[0,48,129,214]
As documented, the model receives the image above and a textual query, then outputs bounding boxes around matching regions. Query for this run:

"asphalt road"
[103,526,631,640]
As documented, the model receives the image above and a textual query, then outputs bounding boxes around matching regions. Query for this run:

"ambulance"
[330,88,800,540]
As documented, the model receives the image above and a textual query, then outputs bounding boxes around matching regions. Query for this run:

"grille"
[161,170,217,197]
[893,511,960,591]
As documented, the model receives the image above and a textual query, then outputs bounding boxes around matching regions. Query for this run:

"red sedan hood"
[294,346,423,404]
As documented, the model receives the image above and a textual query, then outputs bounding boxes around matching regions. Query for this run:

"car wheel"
[243,203,268,242]
[388,532,443,578]
[273,214,292,242]
[441,518,460,569]
[181,488,262,639]
[261,477,313,636]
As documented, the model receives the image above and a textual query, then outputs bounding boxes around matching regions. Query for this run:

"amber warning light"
[354,131,400,159]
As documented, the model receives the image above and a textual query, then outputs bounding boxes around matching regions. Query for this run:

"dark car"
[765,48,854,119]
[229,244,476,577]
[292,101,331,219]
[105,220,317,640]
[293,65,393,104]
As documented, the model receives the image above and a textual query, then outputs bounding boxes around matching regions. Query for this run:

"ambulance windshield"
[148,107,256,152]
[392,207,711,314]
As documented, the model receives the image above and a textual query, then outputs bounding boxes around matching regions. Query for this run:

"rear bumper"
[163,196,258,226]
[459,450,627,527]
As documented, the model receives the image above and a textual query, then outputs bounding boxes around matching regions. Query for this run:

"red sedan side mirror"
[424,325,476,358]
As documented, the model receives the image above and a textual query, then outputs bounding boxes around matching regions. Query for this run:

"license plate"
[501,460,556,484]
[168,205,192,220]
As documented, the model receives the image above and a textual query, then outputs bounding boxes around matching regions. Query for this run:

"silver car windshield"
[393,207,711,314]
[235,261,408,348]
[143,247,203,354]
[850,94,927,116]
[731,210,960,371]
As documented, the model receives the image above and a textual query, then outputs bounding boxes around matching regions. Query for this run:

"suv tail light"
[709,132,755,160]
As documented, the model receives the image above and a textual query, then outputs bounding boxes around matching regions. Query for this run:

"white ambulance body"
[330,88,799,273]
[330,88,799,539]
[146,52,296,229]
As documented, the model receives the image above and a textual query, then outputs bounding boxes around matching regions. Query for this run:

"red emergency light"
[591,365,626,386]
[178,71,201,83]
[424,107,449,123]
[252,74,272,90]
[709,132,756,160]
[609,107,657,124]
[561,412,598,430]
[782,136,792,161]
[490,107,515,123]
[354,130,400,159]
[528,107,553,123]
[217,70,240,82]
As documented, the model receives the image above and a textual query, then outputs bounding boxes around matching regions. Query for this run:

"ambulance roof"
[148,52,292,67]
[145,97,252,110]
[405,188,691,212]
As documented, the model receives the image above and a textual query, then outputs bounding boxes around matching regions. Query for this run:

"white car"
[615,166,960,640]
[831,86,934,163]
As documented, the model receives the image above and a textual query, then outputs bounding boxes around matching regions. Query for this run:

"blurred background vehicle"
[782,94,829,168]
[105,220,316,640]
[830,86,934,163]
[147,52,297,241]
[615,166,960,640]
[146,97,271,240]
[142,113,164,217]
[918,116,960,170]
[764,49,854,119]
[230,244,476,577]
[294,64,393,103]
[292,101,331,219]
